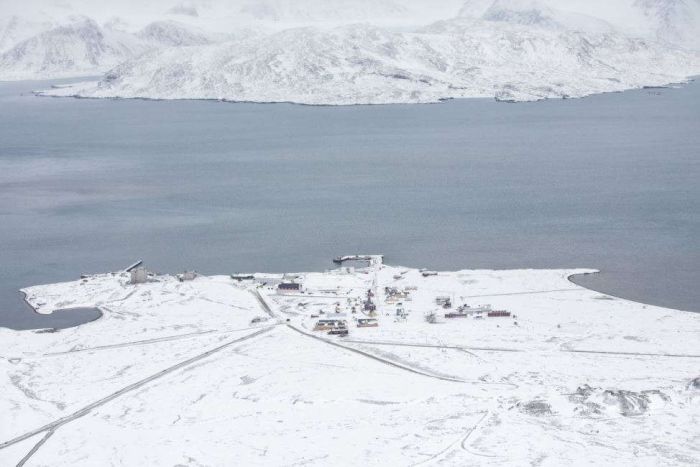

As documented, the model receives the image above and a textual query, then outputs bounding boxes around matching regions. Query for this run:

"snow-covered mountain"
[1,0,699,104]
[43,18,698,104]
[0,16,57,54]
[0,15,231,80]
[136,20,213,47]
[461,0,700,46]
[0,17,149,80]
[472,0,616,33]
[635,0,700,49]
[167,2,200,18]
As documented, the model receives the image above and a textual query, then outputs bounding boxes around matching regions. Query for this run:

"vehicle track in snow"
[562,349,700,358]
[462,288,579,298]
[411,411,491,466]
[42,325,274,357]
[344,339,521,354]
[254,290,465,382]
[284,324,467,383]
[15,429,54,467]
[0,326,274,451]
[255,290,518,387]
[460,411,499,458]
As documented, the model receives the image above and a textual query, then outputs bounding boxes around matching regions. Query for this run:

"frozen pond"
[0,77,698,329]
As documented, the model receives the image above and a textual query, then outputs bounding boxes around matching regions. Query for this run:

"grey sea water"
[0,78,698,329]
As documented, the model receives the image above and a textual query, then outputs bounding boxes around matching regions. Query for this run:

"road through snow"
[0,326,273,451]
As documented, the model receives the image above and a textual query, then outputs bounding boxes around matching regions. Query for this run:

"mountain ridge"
[1,0,698,104]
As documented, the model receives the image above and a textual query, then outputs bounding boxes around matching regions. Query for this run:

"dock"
[333,255,384,266]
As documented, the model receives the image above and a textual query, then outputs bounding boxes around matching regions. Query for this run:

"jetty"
[332,255,384,266]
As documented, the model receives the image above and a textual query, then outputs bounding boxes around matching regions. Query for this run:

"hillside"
[1,0,699,103]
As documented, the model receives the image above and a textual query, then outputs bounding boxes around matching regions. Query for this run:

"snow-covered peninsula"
[1,260,698,465]
[2,0,700,104]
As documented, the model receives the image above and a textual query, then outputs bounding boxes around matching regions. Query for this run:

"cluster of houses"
[229,273,305,295]
[229,257,516,335]
[435,296,452,309]
[385,287,413,321]
[443,302,511,319]
[384,287,411,303]
[313,318,348,335]
[311,315,379,337]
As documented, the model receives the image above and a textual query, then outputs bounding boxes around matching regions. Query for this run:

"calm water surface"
[1,78,698,329]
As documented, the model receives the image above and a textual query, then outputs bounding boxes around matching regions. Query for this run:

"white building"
[178,271,197,282]
[130,267,148,284]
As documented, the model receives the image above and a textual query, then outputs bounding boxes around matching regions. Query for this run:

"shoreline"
[3,263,698,464]
[567,271,693,314]
[8,265,695,332]
[15,290,103,332]
[27,75,698,107]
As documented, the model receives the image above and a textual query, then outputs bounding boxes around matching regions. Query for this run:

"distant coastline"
[9,264,695,333]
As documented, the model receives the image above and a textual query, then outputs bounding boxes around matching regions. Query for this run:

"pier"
[332,255,384,266]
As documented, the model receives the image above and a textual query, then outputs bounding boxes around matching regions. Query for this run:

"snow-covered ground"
[1,1,699,103]
[1,263,698,465]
